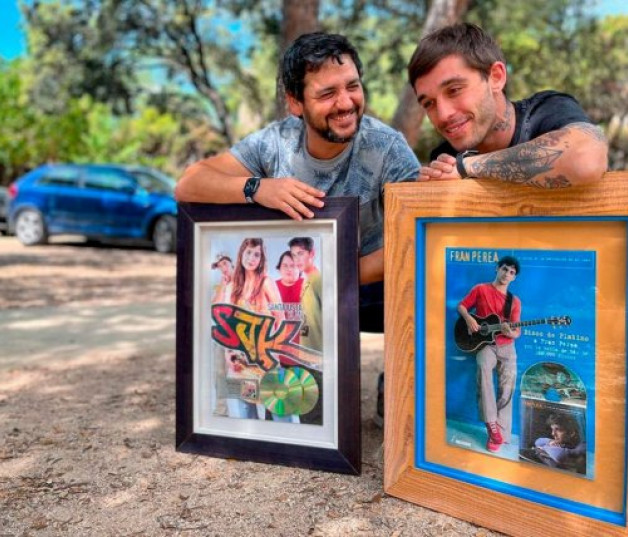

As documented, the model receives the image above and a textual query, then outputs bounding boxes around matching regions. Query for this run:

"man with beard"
[176,31,419,285]
[408,23,607,187]
[177,32,420,426]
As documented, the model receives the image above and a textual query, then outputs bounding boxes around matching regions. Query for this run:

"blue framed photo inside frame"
[384,174,628,537]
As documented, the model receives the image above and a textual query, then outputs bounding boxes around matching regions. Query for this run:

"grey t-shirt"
[231,115,420,256]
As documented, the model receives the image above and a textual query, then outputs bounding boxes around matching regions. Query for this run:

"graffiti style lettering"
[210,303,322,371]
[211,304,241,348]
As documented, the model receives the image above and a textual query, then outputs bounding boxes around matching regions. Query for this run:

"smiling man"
[176,32,419,286]
[176,32,419,426]
[408,23,608,188]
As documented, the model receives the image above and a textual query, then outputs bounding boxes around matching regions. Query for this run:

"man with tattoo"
[408,23,608,188]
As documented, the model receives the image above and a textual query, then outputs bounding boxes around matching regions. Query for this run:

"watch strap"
[456,150,479,179]
[243,177,262,203]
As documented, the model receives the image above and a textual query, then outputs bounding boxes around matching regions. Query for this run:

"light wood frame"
[384,172,628,536]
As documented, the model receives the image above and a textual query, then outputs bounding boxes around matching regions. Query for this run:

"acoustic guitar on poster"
[454,313,572,353]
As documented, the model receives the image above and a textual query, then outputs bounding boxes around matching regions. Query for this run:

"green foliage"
[0,58,220,184]
[21,0,136,115]
[320,1,428,122]
[468,0,628,121]
[3,0,626,183]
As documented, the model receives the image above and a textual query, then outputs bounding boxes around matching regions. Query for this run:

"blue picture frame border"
[414,215,628,527]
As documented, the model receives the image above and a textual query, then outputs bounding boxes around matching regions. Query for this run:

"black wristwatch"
[243,177,262,203]
[456,149,479,179]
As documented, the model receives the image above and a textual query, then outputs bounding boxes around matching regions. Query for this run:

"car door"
[83,168,149,237]
[35,167,84,232]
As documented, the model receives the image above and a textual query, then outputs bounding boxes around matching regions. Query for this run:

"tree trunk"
[391,0,470,149]
[275,0,320,119]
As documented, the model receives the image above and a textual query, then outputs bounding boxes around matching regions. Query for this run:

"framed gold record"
[176,198,361,474]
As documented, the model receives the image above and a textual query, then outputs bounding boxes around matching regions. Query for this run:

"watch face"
[244,177,260,203]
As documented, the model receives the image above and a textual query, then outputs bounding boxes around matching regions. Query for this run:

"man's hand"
[501,322,517,338]
[418,154,461,182]
[465,316,480,334]
[254,178,325,220]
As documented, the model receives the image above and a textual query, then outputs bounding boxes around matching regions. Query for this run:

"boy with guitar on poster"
[457,256,521,453]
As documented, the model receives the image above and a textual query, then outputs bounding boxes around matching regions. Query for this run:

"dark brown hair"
[281,32,363,101]
[546,413,581,448]
[407,23,506,88]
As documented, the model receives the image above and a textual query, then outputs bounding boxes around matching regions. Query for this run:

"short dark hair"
[276,250,294,270]
[407,23,506,88]
[498,255,520,275]
[547,413,581,448]
[281,32,363,101]
[288,237,314,252]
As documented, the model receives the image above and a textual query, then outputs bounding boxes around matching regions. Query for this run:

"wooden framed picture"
[175,197,360,474]
[384,173,628,536]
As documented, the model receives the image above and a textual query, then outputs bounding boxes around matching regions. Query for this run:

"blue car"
[8,164,178,253]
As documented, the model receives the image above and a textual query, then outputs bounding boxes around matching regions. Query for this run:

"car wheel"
[15,209,48,246]
[152,215,176,253]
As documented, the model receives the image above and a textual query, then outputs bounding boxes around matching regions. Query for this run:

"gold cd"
[291,367,319,416]
[260,367,319,416]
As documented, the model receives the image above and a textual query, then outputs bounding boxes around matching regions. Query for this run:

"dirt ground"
[0,236,500,536]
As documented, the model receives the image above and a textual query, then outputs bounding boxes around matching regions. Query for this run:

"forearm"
[466,123,608,188]
[359,248,384,285]
[175,152,326,220]
[457,304,474,322]
[175,159,249,203]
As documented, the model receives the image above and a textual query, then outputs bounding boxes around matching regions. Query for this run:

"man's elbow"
[174,163,204,202]
[567,146,608,185]
[174,179,188,202]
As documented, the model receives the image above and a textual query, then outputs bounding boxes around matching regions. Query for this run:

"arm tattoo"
[467,122,605,186]
[469,135,564,184]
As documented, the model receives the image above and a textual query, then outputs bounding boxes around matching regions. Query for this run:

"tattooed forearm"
[467,138,564,184]
[464,122,607,186]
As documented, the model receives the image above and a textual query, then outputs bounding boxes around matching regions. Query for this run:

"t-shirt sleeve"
[230,128,272,177]
[459,285,479,310]
[381,131,421,184]
[527,92,593,139]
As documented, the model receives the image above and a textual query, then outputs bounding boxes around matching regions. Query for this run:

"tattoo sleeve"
[466,122,607,189]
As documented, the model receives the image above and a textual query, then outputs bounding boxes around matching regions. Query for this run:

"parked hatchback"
[8,164,178,252]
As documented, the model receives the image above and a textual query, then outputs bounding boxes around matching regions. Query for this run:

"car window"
[129,169,175,194]
[83,170,136,193]
[37,168,81,188]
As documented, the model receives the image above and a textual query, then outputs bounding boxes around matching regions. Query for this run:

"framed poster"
[176,198,360,475]
[384,173,628,536]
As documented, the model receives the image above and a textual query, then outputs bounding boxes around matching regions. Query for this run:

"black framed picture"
[176,197,360,475]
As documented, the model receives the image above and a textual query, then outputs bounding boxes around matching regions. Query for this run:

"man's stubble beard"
[303,108,363,144]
